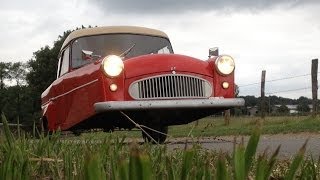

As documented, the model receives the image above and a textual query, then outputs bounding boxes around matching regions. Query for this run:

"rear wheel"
[142,125,168,144]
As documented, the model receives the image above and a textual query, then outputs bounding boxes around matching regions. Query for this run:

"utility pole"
[311,59,318,117]
[261,70,266,120]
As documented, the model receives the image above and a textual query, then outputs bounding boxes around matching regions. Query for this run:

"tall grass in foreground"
[1,114,320,179]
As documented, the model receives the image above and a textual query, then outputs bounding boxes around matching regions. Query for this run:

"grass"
[82,115,320,139]
[168,115,320,137]
[1,114,320,179]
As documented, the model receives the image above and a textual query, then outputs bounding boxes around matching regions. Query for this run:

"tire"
[142,125,168,144]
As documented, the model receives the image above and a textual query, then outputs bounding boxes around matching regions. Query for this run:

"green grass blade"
[139,153,152,180]
[244,127,260,177]
[255,154,268,180]
[128,146,152,180]
[299,156,315,179]
[1,114,14,147]
[203,160,212,180]
[234,141,245,180]
[166,156,175,180]
[84,152,106,180]
[284,140,308,180]
[215,153,228,180]
[180,149,194,180]
[310,156,317,180]
[265,145,280,179]
[129,147,142,180]
[118,157,128,180]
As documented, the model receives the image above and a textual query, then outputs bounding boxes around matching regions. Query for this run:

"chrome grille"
[129,74,212,99]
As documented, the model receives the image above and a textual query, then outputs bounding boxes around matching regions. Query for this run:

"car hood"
[124,54,213,78]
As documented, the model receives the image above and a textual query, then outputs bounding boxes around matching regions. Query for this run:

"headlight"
[101,55,124,77]
[215,55,235,75]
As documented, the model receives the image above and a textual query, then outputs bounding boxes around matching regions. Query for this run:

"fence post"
[224,109,230,125]
[311,59,318,117]
[261,70,266,119]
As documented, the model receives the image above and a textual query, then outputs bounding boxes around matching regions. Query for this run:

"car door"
[54,46,71,128]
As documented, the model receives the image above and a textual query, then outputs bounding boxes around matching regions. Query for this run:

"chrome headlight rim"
[101,55,124,78]
[215,55,235,75]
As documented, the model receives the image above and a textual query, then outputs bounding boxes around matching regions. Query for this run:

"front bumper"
[94,98,245,113]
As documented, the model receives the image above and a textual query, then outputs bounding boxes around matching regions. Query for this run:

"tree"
[242,96,258,107]
[9,62,27,86]
[0,26,92,124]
[297,96,311,106]
[0,62,11,89]
[1,85,35,123]
[277,104,289,115]
[26,31,71,111]
[7,62,28,121]
[27,32,68,93]
[0,88,8,113]
[297,103,310,113]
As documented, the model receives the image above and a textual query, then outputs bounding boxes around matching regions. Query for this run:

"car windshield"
[71,34,173,68]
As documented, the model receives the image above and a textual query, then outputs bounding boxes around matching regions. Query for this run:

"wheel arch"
[41,101,57,131]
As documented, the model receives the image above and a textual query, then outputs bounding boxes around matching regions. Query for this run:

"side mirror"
[81,50,101,60]
[208,47,219,58]
[82,50,94,60]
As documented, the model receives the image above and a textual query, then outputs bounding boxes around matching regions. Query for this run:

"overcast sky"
[1,0,320,99]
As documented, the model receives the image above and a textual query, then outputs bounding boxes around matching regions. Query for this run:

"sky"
[1,0,320,99]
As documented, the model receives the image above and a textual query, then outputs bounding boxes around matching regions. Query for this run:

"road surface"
[165,133,320,158]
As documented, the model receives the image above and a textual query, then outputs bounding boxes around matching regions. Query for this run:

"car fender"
[41,100,57,131]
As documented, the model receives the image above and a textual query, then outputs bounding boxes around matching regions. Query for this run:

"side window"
[56,56,62,79]
[59,47,70,77]
[157,46,171,54]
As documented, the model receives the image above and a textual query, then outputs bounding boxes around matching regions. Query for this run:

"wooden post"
[311,59,318,117]
[261,70,266,119]
[224,109,230,125]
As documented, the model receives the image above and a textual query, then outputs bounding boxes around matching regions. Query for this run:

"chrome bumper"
[94,98,245,113]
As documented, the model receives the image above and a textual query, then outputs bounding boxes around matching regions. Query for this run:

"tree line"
[0,30,72,125]
[237,95,313,116]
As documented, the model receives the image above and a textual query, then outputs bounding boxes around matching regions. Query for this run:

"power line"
[266,87,311,95]
[239,87,311,97]
[238,73,313,87]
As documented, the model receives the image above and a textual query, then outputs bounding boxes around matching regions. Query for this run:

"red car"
[41,26,244,143]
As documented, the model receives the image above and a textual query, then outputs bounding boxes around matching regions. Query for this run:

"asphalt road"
[165,133,320,158]
[60,131,320,158]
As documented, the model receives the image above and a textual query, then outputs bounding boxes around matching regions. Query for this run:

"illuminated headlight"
[101,55,124,77]
[215,55,235,75]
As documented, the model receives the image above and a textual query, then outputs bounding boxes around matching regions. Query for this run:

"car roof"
[61,26,169,51]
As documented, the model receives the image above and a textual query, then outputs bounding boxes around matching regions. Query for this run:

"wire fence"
[238,73,312,87]
[238,72,317,97]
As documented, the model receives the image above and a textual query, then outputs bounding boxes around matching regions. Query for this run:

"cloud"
[91,0,319,14]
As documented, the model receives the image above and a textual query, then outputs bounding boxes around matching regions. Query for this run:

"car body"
[41,26,244,142]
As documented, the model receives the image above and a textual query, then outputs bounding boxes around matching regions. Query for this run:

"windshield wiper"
[119,43,136,58]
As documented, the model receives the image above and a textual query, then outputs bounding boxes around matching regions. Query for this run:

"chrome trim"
[128,74,212,100]
[94,98,245,112]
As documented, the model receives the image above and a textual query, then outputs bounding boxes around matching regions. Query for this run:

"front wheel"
[142,125,168,144]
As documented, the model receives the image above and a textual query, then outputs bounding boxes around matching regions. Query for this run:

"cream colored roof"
[61,26,169,50]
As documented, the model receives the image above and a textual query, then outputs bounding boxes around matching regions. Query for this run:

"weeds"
[1,115,319,179]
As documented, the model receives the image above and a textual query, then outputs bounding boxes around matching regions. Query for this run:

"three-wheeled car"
[41,26,244,143]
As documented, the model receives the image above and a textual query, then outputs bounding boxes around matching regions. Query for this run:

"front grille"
[129,74,212,99]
